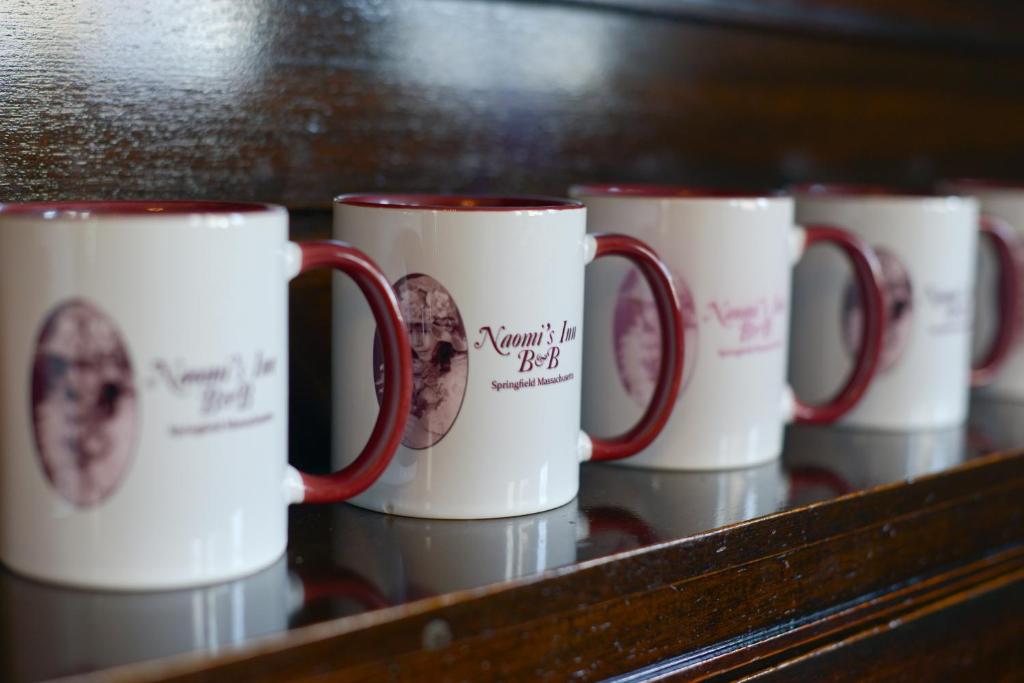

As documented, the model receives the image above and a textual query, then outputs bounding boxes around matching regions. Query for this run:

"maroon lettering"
[706,301,760,326]
[476,319,580,379]
[477,325,549,354]
[704,293,789,357]
[740,318,772,342]
[154,360,231,394]
[475,326,510,356]
[201,384,253,415]
[151,352,278,417]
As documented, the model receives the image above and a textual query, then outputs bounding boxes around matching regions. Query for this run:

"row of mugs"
[2,180,1023,589]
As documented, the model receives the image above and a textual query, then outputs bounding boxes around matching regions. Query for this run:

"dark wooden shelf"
[4,418,1022,682]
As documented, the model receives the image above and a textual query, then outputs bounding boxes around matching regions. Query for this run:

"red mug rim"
[791,183,947,198]
[0,200,279,217]
[334,194,584,211]
[569,183,784,199]
[940,178,1024,191]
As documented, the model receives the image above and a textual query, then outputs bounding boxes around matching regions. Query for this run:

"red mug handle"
[293,241,413,503]
[792,226,886,423]
[587,234,685,461]
[971,215,1023,387]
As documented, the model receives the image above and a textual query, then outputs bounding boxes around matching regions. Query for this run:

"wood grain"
[637,546,1024,680]
[731,563,1024,681]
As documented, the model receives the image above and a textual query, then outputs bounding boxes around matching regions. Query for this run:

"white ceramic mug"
[942,181,1024,401]
[790,185,1021,431]
[579,460,787,543]
[570,185,885,470]
[0,201,413,590]
[333,195,685,519]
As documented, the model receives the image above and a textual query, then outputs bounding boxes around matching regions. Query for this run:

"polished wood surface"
[668,548,1024,681]
[55,448,1022,682]
[579,0,1024,50]
[4,0,1024,209]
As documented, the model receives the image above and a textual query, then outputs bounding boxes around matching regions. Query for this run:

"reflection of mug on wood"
[784,422,966,490]
[579,460,787,543]
[329,500,580,599]
[0,557,389,682]
[0,201,413,590]
[0,558,295,681]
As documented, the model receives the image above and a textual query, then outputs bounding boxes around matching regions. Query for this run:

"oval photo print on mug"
[31,299,137,506]
[374,274,468,450]
[613,267,699,407]
[842,247,913,373]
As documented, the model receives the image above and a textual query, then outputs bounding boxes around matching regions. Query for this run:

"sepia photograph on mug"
[374,273,468,450]
[30,299,137,507]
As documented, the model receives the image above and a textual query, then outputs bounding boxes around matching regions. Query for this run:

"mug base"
[345,488,579,520]
[600,450,780,472]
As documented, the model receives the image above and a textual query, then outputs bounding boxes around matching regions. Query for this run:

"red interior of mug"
[0,201,275,215]
[335,195,583,211]
[941,179,1024,191]
[792,183,939,197]
[569,183,782,198]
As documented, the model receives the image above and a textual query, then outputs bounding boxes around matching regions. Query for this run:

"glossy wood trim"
[732,563,1024,681]
[559,0,1024,52]
[85,451,1024,682]
[629,547,1024,680]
